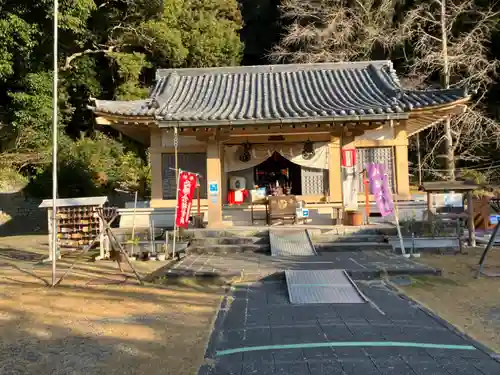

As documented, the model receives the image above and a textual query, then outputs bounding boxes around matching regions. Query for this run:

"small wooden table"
[250,197,269,225]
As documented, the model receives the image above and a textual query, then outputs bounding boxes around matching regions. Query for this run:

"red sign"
[175,171,198,228]
[341,148,356,167]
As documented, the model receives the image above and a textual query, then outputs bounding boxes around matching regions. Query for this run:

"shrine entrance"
[254,152,302,196]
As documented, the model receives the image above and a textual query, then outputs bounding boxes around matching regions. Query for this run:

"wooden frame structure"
[420,181,479,247]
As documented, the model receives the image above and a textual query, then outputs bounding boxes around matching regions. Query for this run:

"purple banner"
[367,163,394,217]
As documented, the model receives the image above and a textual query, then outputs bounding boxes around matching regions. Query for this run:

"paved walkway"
[167,251,441,280]
[198,279,500,374]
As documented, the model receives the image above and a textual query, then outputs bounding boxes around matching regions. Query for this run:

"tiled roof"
[91,61,468,126]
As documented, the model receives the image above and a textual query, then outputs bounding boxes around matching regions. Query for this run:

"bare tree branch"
[269,0,405,63]
[272,0,500,181]
[62,46,118,71]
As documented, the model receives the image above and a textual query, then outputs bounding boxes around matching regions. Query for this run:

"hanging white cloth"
[224,142,329,173]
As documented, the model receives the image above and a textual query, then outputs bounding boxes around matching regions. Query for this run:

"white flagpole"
[51,0,59,287]
[172,169,179,259]
[390,120,408,258]
[172,127,179,259]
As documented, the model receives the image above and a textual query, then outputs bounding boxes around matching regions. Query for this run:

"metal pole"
[476,220,500,278]
[172,127,179,259]
[390,121,407,257]
[363,170,370,225]
[416,132,422,186]
[51,0,59,287]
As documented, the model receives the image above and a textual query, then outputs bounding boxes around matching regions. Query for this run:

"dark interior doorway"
[254,152,302,195]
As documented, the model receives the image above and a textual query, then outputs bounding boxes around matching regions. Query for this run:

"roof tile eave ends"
[156,112,409,128]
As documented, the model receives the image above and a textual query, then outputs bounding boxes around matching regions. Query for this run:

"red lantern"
[341,148,356,167]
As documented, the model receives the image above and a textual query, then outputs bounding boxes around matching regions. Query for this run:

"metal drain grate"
[270,229,316,257]
[285,269,367,304]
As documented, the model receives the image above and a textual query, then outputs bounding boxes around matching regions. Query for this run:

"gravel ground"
[0,235,222,375]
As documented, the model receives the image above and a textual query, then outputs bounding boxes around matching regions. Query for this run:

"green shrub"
[0,167,28,192]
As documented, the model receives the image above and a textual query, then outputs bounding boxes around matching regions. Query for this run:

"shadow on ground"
[0,235,224,375]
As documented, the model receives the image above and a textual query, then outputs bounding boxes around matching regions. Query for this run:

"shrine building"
[90,61,469,227]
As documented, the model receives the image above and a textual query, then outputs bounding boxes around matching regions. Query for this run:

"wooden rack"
[39,196,108,260]
[56,206,102,248]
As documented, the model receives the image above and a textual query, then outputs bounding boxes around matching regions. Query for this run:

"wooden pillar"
[150,128,163,205]
[221,145,227,205]
[206,138,223,227]
[393,125,411,200]
[467,191,476,247]
[328,135,342,204]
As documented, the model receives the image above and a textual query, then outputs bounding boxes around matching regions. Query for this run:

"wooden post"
[328,135,342,204]
[393,125,410,200]
[197,184,201,218]
[99,207,105,259]
[150,129,164,206]
[47,208,53,260]
[206,137,223,227]
[416,133,422,186]
[467,190,476,247]
[427,191,432,224]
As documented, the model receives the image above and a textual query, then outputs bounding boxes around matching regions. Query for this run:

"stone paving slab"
[198,280,500,375]
[166,251,440,280]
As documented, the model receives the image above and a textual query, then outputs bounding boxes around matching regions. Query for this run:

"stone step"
[189,236,269,246]
[307,226,397,238]
[188,229,268,239]
[314,242,393,253]
[311,235,386,243]
[187,244,270,255]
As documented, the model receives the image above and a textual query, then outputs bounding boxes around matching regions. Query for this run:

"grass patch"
[409,275,462,288]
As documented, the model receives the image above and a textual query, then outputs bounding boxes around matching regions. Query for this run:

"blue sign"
[209,182,219,195]
[490,215,500,225]
[296,208,310,219]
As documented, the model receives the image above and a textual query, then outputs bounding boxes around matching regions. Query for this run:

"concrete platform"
[198,280,500,375]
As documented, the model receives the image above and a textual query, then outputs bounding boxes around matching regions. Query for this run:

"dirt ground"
[0,235,222,375]
[399,245,500,353]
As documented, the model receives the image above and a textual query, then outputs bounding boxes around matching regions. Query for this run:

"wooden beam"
[354,139,408,147]
[93,112,156,123]
[344,129,365,137]
[95,116,112,125]
[168,121,399,136]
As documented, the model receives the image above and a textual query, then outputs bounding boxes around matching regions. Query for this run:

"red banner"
[175,171,198,228]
